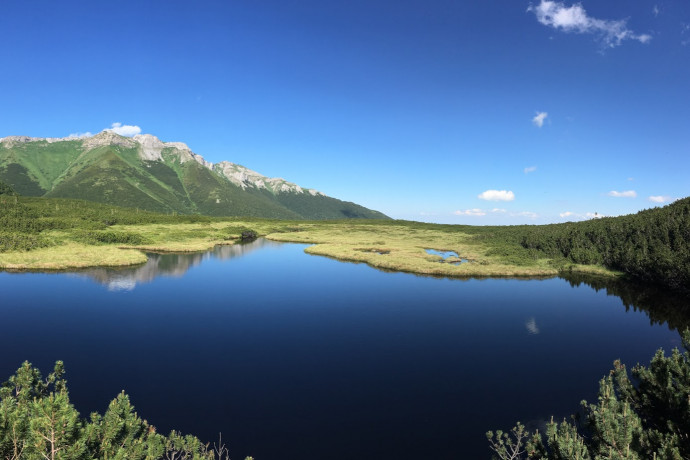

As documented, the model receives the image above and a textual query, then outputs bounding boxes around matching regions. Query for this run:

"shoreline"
[0,234,623,280]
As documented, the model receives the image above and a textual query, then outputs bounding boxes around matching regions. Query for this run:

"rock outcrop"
[213,161,323,195]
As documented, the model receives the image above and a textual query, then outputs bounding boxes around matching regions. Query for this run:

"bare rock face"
[82,131,136,150]
[214,161,268,189]
[213,161,323,195]
[132,134,166,161]
[0,136,35,147]
[132,134,211,168]
[0,135,78,147]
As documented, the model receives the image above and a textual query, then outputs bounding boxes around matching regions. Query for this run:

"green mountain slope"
[0,138,83,194]
[0,132,389,220]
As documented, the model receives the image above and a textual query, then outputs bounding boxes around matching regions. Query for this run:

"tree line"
[519,198,690,292]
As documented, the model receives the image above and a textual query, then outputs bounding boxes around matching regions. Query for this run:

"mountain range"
[0,132,388,219]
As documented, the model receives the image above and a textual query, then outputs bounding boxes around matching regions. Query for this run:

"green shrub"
[75,230,150,245]
[488,329,690,459]
[0,232,52,252]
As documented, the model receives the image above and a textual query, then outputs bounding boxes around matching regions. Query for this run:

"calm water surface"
[1,239,687,459]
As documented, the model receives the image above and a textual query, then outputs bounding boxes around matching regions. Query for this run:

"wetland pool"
[0,238,687,459]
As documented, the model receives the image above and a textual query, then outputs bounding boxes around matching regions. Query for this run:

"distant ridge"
[0,132,388,220]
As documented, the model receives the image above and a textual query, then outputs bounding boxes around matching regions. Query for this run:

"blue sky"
[1,0,688,223]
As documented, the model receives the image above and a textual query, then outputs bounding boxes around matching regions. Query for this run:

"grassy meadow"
[266,220,617,278]
[0,196,618,278]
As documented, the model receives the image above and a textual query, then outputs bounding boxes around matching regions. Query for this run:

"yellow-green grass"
[0,220,294,269]
[0,219,622,278]
[0,242,147,270]
[265,221,622,279]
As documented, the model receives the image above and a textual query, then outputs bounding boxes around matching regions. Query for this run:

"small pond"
[425,248,469,264]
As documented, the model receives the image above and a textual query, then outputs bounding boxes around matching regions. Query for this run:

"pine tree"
[1,361,255,460]
[488,329,690,459]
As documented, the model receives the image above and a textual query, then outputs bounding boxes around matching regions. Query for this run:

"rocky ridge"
[1,131,322,196]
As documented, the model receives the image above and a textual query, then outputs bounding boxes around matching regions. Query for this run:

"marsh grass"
[265,221,620,278]
[0,242,147,269]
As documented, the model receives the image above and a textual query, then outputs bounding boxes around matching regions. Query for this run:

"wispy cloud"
[528,0,652,48]
[560,211,603,220]
[478,190,515,201]
[526,318,540,335]
[106,122,141,137]
[608,190,637,198]
[648,195,673,203]
[653,5,660,17]
[524,166,537,174]
[67,132,93,139]
[454,208,486,216]
[532,112,548,128]
[454,208,535,218]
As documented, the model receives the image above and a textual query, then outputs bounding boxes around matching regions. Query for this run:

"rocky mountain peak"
[131,133,209,167]
[132,134,166,161]
[82,131,136,150]
[213,161,323,196]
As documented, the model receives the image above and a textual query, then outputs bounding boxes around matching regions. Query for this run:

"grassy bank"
[0,197,620,279]
[265,220,618,278]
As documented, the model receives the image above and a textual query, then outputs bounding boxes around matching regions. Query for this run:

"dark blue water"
[0,239,686,459]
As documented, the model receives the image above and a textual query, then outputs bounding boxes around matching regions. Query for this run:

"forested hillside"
[519,197,690,291]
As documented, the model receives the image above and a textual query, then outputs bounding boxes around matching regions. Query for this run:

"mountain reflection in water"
[76,238,282,291]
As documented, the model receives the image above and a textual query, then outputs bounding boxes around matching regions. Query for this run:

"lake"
[0,239,687,459]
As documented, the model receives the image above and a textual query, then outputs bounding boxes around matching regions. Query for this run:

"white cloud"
[526,318,540,335]
[478,190,515,201]
[608,190,637,198]
[67,132,93,139]
[532,112,548,128]
[528,0,652,48]
[653,5,660,17]
[649,195,672,203]
[524,166,537,174]
[491,208,507,213]
[454,208,486,216]
[560,211,604,220]
[106,122,141,137]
